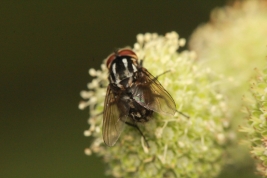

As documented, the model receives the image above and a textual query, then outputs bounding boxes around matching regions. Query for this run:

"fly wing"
[102,85,128,146]
[130,69,176,115]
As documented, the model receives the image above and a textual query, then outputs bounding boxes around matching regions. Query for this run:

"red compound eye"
[106,53,116,69]
[106,49,138,69]
[117,49,137,58]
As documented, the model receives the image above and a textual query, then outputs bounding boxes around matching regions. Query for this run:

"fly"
[103,48,181,147]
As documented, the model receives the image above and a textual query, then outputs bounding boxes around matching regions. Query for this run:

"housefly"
[103,48,177,147]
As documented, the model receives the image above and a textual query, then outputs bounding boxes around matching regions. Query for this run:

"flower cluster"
[240,67,267,177]
[189,0,267,169]
[79,32,229,178]
[189,0,267,107]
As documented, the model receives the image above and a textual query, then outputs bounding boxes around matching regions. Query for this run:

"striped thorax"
[106,49,138,89]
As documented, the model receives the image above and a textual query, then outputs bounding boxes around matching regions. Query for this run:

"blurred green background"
[0,1,259,178]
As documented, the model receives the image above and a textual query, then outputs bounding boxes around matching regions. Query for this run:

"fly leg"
[125,121,150,148]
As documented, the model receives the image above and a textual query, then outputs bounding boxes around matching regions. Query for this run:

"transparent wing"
[102,85,127,146]
[130,69,176,115]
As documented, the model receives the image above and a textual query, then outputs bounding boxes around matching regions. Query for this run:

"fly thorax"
[109,56,138,88]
